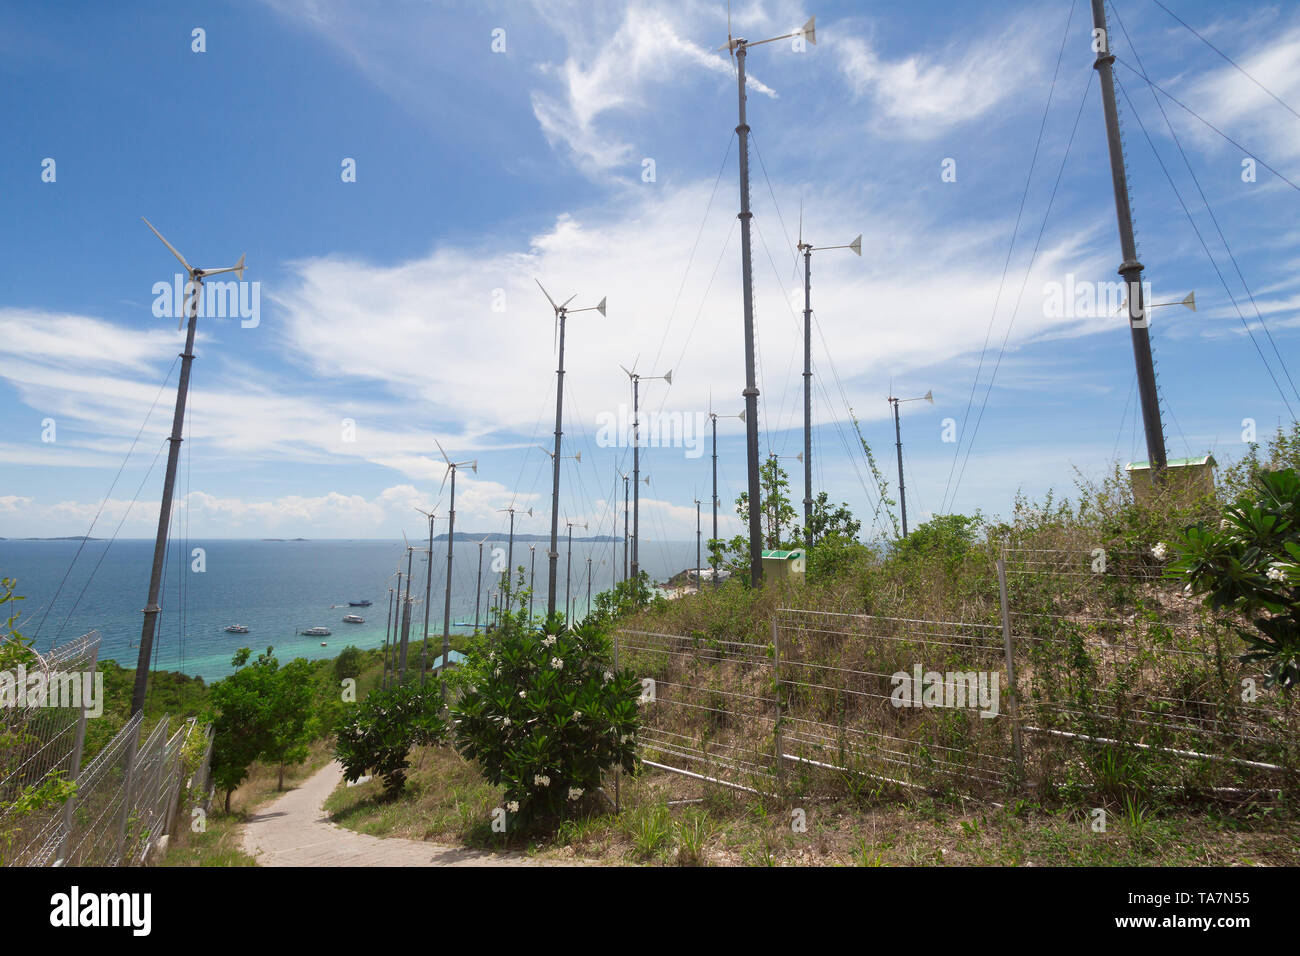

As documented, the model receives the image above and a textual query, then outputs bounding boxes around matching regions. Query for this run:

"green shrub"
[452,611,640,828]
[1166,467,1300,689]
[334,680,448,797]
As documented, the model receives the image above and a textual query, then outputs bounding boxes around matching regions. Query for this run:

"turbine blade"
[434,437,451,465]
[535,278,558,312]
[142,217,192,274]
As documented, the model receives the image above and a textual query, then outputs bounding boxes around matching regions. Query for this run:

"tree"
[334,645,365,683]
[264,657,317,790]
[1166,468,1300,689]
[807,491,861,543]
[335,680,447,797]
[207,647,279,813]
[453,610,640,828]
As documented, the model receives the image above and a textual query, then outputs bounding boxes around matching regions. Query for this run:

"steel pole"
[475,541,484,632]
[631,376,641,582]
[440,466,456,684]
[892,399,907,537]
[735,41,764,587]
[1090,0,1166,475]
[711,414,719,586]
[802,247,813,547]
[420,513,433,684]
[547,310,566,618]
[131,274,201,715]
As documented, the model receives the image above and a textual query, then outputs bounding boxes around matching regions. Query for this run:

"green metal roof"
[761,549,805,559]
[1125,455,1216,471]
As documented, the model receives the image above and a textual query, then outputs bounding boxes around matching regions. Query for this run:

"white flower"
[533,774,551,787]
[1151,542,1168,561]
[502,717,511,727]
[551,657,564,670]
[568,787,584,801]
[542,636,556,648]
[1266,565,1287,582]
[573,710,582,719]
[603,670,613,682]
[506,800,519,813]
[493,667,501,677]
[1219,519,1232,531]
[518,690,526,698]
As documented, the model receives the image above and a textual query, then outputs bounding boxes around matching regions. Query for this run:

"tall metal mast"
[132,219,245,716]
[537,281,605,619]
[1090,0,1166,474]
[797,227,860,547]
[720,14,815,586]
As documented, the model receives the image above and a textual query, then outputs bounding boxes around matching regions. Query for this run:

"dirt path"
[241,760,565,866]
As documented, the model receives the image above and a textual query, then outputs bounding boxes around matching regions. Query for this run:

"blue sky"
[2,0,1298,545]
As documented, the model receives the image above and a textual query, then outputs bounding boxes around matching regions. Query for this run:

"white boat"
[224,624,249,634]
[342,614,364,624]
[300,626,331,637]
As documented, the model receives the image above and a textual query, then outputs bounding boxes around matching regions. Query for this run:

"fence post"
[612,630,621,814]
[771,617,785,792]
[996,554,1025,787]
[56,638,99,865]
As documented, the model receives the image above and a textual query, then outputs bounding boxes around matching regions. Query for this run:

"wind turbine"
[537,278,606,620]
[435,439,476,688]
[716,11,816,589]
[797,212,861,548]
[414,506,438,684]
[887,390,933,537]
[131,219,246,716]
[565,518,589,627]
[621,363,671,584]
[496,503,533,604]
[474,534,491,633]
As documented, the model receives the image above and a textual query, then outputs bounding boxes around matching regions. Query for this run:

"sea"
[0,537,700,683]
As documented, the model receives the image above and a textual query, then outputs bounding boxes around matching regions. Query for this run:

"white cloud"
[530,3,776,176]
[828,10,1055,137]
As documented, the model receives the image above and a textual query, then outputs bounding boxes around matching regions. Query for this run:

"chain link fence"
[1,627,211,866]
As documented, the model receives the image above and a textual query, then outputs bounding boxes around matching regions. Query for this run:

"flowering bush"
[452,611,640,827]
[334,680,448,797]
[1164,468,1300,689]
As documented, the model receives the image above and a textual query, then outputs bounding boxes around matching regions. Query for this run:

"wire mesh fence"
[613,628,779,793]
[774,608,1020,795]
[615,550,1299,803]
[0,630,101,865]
[1002,546,1300,796]
[1,624,210,866]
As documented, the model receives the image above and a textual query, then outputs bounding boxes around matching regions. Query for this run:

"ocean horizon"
[1,537,701,683]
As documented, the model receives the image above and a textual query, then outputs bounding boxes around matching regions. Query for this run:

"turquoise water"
[0,538,695,682]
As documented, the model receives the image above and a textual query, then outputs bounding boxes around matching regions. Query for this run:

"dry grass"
[322,743,1299,866]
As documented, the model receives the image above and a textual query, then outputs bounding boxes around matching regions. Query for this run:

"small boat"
[320,642,328,647]
[348,600,373,607]
[342,614,364,624]
[300,626,331,637]
[224,624,250,634]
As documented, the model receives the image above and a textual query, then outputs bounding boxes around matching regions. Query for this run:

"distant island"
[10,536,102,541]
[434,532,618,543]
[262,538,311,542]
